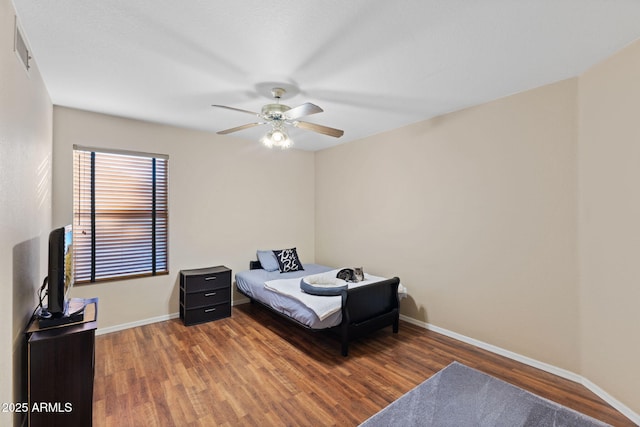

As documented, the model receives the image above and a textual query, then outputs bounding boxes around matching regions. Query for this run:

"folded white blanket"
[264,269,406,321]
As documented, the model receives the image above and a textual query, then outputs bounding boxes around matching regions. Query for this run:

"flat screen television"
[45,224,74,318]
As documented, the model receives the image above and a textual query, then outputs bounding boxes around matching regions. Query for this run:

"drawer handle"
[204,308,216,313]
[204,292,217,297]
[204,276,217,281]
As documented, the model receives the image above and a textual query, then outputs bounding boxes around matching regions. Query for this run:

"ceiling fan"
[212,87,344,148]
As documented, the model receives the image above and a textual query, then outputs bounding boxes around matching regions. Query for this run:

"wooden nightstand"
[180,266,231,326]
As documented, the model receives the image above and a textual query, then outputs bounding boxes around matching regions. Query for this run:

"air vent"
[14,16,31,73]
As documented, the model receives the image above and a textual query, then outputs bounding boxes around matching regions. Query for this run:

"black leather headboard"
[249,260,263,270]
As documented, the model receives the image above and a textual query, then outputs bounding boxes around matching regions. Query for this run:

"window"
[73,145,168,283]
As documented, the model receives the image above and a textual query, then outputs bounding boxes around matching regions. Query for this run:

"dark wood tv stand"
[25,298,97,427]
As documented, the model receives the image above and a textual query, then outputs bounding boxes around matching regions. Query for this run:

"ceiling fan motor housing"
[261,103,291,121]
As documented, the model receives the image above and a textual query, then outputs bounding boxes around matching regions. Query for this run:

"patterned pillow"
[273,248,304,273]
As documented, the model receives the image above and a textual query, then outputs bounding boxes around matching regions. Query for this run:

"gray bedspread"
[235,263,342,329]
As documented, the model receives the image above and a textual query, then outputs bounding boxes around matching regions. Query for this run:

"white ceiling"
[13,0,640,151]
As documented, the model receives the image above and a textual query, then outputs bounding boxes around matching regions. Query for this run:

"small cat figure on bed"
[336,267,364,283]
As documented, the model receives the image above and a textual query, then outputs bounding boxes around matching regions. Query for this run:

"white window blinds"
[73,146,168,283]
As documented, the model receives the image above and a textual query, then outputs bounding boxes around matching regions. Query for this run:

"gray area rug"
[359,361,610,427]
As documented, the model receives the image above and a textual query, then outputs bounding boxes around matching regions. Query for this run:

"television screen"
[63,224,73,297]
[46,224,73,317]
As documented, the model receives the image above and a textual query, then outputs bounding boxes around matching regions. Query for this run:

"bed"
[236,259,404,356]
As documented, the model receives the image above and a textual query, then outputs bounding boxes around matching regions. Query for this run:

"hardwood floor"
[93,303,634,426]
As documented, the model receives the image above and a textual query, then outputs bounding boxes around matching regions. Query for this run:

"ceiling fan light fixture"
[261,127,291,149]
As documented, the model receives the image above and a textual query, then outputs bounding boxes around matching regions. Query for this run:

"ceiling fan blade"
[284,103,323,120]
[212,105,260,116]
[217,122,263,135]
[295,121,344,138]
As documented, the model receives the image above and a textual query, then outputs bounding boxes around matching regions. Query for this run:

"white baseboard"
[400,314,640,425]
[96,312,180,336]
[580,376,640,426]
[233,297,251,305]
[95,299,250,336]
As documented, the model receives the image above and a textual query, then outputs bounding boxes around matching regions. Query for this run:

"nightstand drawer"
[183,269,231,293]
[184,287,230,308]
[181,302,231,326]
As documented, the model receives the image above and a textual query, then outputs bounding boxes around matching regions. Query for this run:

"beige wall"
[316,78,580,371]
[316,41,640,416]
[52,107,316,328]
[578,40,640,412]
[0,2,53,425]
